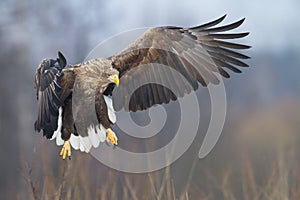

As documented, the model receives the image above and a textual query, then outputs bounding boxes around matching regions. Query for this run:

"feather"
[69,134,80,150]
[108,16,249,112]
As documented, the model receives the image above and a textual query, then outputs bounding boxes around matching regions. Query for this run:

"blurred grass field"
[15,99,300,200]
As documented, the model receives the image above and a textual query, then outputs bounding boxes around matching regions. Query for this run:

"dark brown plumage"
[34,15,250,157]
[108,15,250,111]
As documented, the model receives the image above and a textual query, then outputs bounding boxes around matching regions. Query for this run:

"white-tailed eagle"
[34,15,250,159]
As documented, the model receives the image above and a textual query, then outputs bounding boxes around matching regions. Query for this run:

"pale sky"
[1,0,299,59]
[102,0,300,52]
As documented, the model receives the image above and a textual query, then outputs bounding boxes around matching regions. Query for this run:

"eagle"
[34,15,250,159]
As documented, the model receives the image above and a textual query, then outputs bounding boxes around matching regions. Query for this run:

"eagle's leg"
[95,92,118,146]
[59,98,74,160]
[60,140,71,159]
[106,128,118,145]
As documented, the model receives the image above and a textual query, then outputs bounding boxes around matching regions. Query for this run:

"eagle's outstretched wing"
[107,15,250,112]
[34,52,74,138]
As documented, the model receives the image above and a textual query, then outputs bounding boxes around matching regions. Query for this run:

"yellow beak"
[109,74,119,86]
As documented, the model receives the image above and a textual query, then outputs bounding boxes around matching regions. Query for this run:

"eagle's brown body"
[34,15,250,157]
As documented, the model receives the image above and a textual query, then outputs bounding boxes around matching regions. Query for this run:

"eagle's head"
[106,68,119,87]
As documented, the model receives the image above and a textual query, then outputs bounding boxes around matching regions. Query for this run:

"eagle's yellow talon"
[60,140,71,160]
[106,128,118,145]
